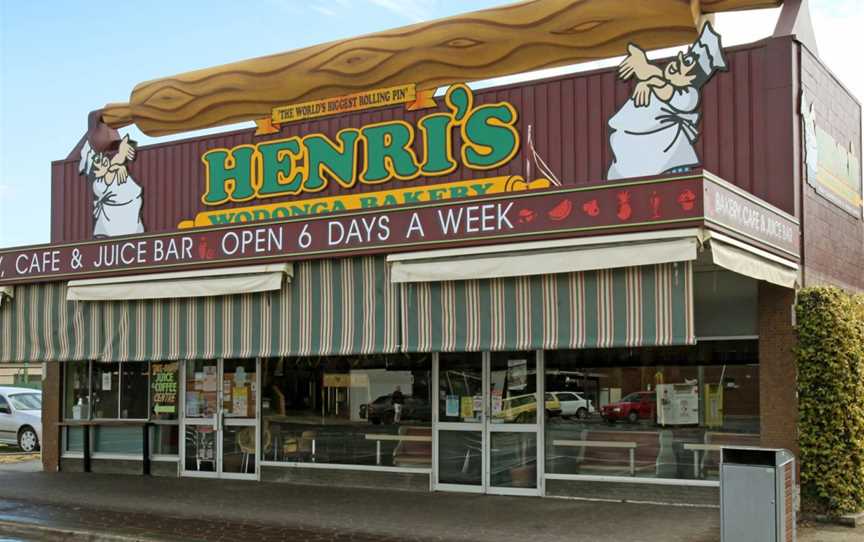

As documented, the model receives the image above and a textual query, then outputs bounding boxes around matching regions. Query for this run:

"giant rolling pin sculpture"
[100,0,781,137]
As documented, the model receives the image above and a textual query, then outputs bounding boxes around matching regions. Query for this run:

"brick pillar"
[758,282,799,458]
[41,362,61,472]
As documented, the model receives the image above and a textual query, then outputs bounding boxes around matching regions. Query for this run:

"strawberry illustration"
[677,189,696,211]
[617,190,632,221]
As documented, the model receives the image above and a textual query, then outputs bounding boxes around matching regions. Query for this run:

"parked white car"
[550,391,595,419]
[0,387,42,452]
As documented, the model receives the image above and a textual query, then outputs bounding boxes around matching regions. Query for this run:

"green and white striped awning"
[100,256,400,362]
[0,282,102,362]
[1,258,692,362]
[400,262,694,352]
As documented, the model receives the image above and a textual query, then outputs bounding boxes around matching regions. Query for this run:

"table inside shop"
[552,439,638,476]
[683,443,723,479]
[263,416,321,462]
[365,433,433,466]
[57,420,155,475]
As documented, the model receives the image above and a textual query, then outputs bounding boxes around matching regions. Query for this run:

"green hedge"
[796,286,864,515]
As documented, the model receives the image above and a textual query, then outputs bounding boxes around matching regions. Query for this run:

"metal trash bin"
[720,447,796,542]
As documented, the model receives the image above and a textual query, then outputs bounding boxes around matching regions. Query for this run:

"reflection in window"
[261,355,432,469]
[544,341,760,481]
[91,363,119,419]
[121,363,149,419]
[150,425,179,456]
[64,362,90,420]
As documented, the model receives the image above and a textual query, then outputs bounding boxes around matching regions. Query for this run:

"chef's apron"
[92,176,144,237]
[607,87,701,180]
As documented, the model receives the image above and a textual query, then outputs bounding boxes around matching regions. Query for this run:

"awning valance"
[0,282,102,363]
[706,233,798,289]
[400,262,694,352]
[388,230,701,283]
[67,264,292,301]
[100,257,399,362]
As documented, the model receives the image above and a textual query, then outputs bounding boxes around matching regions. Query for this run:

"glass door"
[486,351,540,495]
[220,359,258,479]
[181,359,259,480]
[435,352,484,492]
[434,352,541,495]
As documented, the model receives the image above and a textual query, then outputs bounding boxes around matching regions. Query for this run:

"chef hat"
[690,22,727,79]
[78,140,94,174]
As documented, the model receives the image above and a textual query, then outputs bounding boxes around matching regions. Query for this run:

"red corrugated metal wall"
[51,38,795,243]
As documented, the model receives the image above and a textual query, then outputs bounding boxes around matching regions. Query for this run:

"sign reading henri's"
[184,84,541,229]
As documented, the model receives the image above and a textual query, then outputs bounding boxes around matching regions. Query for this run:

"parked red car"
[600,391,656,424]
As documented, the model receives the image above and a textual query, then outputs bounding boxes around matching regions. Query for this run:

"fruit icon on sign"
[617,190,632,221]
[582,199,600,217]
[649,191,662,219]
[198,238,216,260]
[547,199,573,221]
[677,189,696,211]
[518,208,536,224]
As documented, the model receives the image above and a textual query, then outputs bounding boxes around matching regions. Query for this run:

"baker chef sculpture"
[78,134,144,237]
[607,22,727,180]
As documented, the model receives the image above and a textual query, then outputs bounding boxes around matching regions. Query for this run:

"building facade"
[0,21,861,505]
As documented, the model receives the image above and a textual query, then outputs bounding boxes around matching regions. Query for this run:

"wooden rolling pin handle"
[102,102,134,129]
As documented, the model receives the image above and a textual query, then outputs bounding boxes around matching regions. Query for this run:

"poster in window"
[232,387,248,418]
[507,359,527,391]
[151,362,179,418]
[446,395,459,417]
[491,388,503,417]
[186,391,201,417]
[203,366,218,392]
[101,371,112,391]
[460,396,474,419]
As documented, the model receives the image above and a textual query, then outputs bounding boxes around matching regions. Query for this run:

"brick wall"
[758,282,798,460]
[799,46,864,293]
[41,362,61,472]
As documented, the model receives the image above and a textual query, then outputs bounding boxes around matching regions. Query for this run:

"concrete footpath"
[0,464,859,541]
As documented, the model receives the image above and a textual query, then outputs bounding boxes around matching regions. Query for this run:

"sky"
[0,0,861,248]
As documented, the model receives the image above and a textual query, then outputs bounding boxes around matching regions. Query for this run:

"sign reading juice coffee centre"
[151,362,179,416]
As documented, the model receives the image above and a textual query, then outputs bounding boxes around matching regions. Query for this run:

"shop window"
[121,363,149,418]
[150,362,180,456]
[544,342,760,482]
[91,363,120,418]
[261,355,432,469]
[64,362,90,420]
[61,361,178,457]
[79,362,149,419]
[150,425,179,456]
